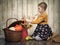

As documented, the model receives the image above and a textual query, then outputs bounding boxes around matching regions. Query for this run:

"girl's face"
[38,6,44,13]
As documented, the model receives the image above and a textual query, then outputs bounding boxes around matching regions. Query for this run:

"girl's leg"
[33,35,42,40]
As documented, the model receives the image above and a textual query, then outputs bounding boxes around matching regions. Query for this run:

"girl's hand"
[26,18,32,23]
[21,16,25,20]
[32,17,35,19]
[21,16,26,21]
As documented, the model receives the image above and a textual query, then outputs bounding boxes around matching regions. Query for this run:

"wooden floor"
[0,38,60,45]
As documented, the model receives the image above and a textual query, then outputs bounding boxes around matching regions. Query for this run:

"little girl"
[26,2,53,40]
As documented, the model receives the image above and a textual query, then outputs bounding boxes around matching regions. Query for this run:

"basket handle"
[6,18,18,27]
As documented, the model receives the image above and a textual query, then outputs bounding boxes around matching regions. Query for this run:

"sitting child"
[26,2,53,40]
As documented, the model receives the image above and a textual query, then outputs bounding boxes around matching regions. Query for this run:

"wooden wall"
[0,0,60,36]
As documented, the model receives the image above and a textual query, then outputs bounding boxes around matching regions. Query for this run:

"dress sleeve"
[31,14,47,24]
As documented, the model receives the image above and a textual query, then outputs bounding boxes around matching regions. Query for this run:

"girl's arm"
[31,14,47,24]
[26,15,38,23]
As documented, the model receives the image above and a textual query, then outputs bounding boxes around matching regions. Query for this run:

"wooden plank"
[27,0,33,18]
[8,0,13,18]
[7,0,19,26]
[0,0,3,35]
[17,0,23,20]
[22,0,28,18]
[48,0,54,32]
[38,0,44,3]
[2,0,8,21]
[53,0,59,34]
[7,0,15,27]
[2,0,8,28]
[0,0,8,35]
[12,0,18,18]
[0,0,3,22]
[58,0,60,34]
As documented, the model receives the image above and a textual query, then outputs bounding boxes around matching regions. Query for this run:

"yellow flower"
[25,36,33,40]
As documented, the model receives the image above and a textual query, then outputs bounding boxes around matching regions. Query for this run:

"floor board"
[0,38,60,45]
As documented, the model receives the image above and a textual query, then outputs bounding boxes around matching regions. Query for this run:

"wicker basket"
[3,18,22,42]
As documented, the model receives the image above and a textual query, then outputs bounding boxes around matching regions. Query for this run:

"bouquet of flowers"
[21,20,32,29]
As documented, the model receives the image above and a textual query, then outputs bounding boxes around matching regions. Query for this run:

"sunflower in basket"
[21,17,32,29]
[21,22,32,29]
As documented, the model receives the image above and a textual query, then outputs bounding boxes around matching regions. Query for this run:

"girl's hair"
[38,2,47,10]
